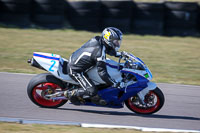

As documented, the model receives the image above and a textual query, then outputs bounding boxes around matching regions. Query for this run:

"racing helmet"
[102,27,123,53]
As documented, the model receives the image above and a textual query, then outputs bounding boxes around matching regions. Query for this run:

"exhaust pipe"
[27,58,46,71]
[27,59,32,64]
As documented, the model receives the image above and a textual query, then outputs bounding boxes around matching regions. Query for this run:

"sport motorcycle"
[27,51,165,114]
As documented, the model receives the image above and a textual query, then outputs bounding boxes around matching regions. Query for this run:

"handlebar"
[117,51,130,70]
[117,51,146,70]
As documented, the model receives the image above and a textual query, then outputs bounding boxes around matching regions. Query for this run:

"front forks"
[137,82,157,105]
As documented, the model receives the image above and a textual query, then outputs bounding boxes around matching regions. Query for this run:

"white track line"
[81,123,200,133]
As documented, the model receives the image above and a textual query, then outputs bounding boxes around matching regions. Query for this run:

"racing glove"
[112,82,125,89]
[121,51,129,58]
[115,51,122,57]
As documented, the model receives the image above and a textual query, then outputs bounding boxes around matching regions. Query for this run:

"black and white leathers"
[68,36,116,97]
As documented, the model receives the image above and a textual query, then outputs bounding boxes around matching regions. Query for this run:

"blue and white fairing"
[32,52,75,84]
[32,52,153,85]
[123,53,153,81]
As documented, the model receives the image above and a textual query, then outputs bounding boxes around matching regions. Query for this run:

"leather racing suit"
[67,36,117,98]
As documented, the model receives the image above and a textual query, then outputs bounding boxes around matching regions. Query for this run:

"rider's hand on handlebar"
[113,82,125,89]
[116,51,128,58]
[121,51,128,55]
[115,51,122,57]
[121,51,129,58]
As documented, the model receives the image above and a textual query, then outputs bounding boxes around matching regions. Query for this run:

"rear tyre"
[27,73,67,108]
[125,87,165,115]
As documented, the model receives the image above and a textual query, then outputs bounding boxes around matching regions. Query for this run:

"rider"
[65,27,123,104]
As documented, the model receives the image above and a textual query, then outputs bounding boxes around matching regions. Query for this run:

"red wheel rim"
[128,91,160,114]
[32,83,63,107]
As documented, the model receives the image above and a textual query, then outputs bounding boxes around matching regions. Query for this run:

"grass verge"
[0,27,200,85]
[0,122,157,133]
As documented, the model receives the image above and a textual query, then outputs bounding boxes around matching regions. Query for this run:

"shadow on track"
[48,107,200,121]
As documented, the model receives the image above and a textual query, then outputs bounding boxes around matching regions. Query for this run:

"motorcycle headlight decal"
[144,73,149,79]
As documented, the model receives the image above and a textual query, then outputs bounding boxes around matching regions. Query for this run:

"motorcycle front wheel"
[125,87,165,115]
[27,73,68,108]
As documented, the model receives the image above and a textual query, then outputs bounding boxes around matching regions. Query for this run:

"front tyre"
[125,87,165,115]
[27,73,68,108]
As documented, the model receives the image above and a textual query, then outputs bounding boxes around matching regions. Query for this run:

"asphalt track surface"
[0,72,199,130]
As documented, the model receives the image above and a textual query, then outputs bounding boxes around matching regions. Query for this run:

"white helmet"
[102,27,123,53]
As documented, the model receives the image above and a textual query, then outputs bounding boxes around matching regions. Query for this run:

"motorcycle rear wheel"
[125,87,165,115]
[27,73,68,108]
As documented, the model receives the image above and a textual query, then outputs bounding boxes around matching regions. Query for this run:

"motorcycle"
[27,51,165,114]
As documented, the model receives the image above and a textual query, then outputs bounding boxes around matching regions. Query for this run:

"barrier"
[132,2,164,35]
[164,2,199,36]
[101,0,132,32]
[198,7,200,33]
[0,0,199,36]
[0,0,31,27]
[31,0,65,28]
[66,1,101,31]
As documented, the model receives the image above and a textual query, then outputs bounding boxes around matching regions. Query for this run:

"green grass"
[0,122,152,133]
[0,27,200,85]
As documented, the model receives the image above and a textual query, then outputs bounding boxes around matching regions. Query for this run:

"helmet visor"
[113,40,122,48]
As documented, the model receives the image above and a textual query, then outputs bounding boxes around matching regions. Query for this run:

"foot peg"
[64,89,88,105]
[64,89,77,99]
[99,99,107,106]
[91,95,107,106]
